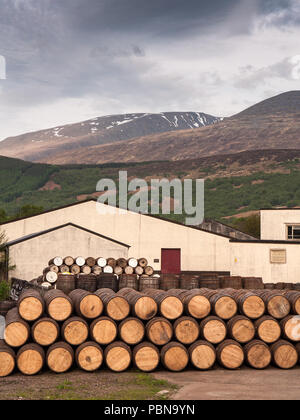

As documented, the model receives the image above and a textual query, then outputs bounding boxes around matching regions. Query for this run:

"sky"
[0,0,300,139]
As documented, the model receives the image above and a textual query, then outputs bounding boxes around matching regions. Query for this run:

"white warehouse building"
[1,200,300,284]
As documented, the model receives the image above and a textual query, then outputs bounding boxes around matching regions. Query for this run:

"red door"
[161,249,181,274]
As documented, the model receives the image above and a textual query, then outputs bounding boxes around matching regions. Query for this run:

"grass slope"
[1,151,300,222]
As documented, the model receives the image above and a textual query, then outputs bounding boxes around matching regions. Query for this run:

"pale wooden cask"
[133,342,160,372]
[17,343,45,376]
[173,316,200,345]
[32,317,59,346]
[216,340,244,370]
[90,317,118,345]
[271,340,298,369]
[75,342,103,372]
[161,342,189,372]
[61,317,89,346]
[69,289,103,319]
[105,342,132,372]
[146,317,173,346]
[188,340,216,370]
[244,340,272,369]
[4,308,30,348]
[200,316,227,345]
[227,316,255,344]
[18,289,45,322]
[0,340,15,377]
[47,342,74,373]
[44,289,73,322]
[119,317,145,345]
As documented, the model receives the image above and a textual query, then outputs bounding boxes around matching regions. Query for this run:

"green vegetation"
[230,215,261,239]
[7,372,177,401]
[1,155,300,230]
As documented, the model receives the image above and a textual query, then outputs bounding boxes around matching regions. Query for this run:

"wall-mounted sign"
[270,249,287,264]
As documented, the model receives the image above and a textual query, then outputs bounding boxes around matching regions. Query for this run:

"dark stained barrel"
[139,276,160,292]
[160,274,180,291]
[180,274,199,290]
[76,274,97,292]
[97,274,119,292]
[56,274,76,295]
[119,274,139,291]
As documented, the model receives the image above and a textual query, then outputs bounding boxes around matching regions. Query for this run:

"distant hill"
[2,149,300,222]
[19,90,300,165]
[0,112,220,162]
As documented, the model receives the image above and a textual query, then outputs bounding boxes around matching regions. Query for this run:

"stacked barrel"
[2,286,300,377]
[40,256,155,290]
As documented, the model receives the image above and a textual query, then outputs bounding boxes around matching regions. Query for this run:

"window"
[287,225,300,240]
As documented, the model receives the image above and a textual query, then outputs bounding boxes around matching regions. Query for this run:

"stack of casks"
[40,256,155,292]
[2,285,300,378]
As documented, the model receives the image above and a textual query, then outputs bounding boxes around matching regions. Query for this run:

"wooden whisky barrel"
[86,257,96,267]
[4,308,30,348]
[235,292,265,320]
[69,289,103,319]
[60,265,70,274]
[128,258,138,268]
[139,277,160,292]
[220,276,243,290]
[216,340,244,369]
[0,300,16,318]
[138,258,148,268]
[61,317,89,346]
[95,289,130,321]
[117,258,128,268]
[90,317,118,345]
[44,289,73,321]
[160,274,180,291]
[92,266,102,275]
[244,340,272,369]
[200,316,227,345]
[132,342,160,372]
[47,342,74,373]
[119,269,139,290]
[114,266,123,276]
[49,257,63,267]
[56,273,76,295]
[180,274,199,290]
[161,342,189,372]
[124,266,134,275]
[17,343,45,376]
[75,342,103,372]
[254,316,281,344]
[144,266,154,276]
[119,317,145,345]
[97,257,107,268]
[32,317,59,346]
[283,291,300,315]
[0,340,15,377]
[173,316,200,345]
[179,290,211,319]
[18,289,45,322]
[198,274,220,290]
[77,274,97,292]
[188,340,216,370]
[209,292,238,320]
[146,317,173,346]
[280,315,300,342]
[107,258,117,268]
[271,340,298,369]
[135,266,144,276]
[97,274,119,292]
[227,316,255,344]
[63,256,74,266]
[143,289,183,320]
[104,342,132,372]
[117,288,157,320]
[243,277,264,290]
[75,256,86,267]
[258,291,290,319]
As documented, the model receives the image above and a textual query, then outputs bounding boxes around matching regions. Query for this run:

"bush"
[0,281,10,301]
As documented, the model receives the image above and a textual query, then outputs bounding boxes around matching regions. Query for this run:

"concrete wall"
[230,241,300,283]
[8,224,128,281]
[261,209,300,240]
[1,201,232,274]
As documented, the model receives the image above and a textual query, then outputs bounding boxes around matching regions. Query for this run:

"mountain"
[0,112,220,162]
[39,90,300,165]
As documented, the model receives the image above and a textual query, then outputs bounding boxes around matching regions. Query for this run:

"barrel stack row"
[41,256,155,285]
[2,287,300,377]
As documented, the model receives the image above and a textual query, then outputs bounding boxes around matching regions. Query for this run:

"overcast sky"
[0,0,299,139]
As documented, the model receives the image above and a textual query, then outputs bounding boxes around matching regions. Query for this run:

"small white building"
[1,201,300,284]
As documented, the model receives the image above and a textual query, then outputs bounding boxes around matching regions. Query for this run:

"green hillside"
[1,151,300,225]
